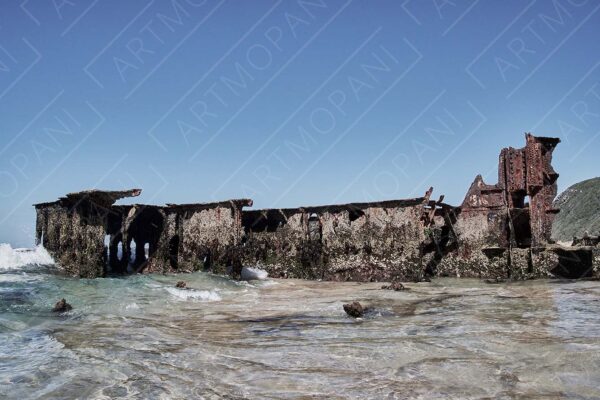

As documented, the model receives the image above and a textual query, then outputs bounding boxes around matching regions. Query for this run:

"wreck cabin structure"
[435,133,567,279]
[34,190,252,278]
[34,134,598,280]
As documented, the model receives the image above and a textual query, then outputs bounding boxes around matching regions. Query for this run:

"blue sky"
[1,0,599,247]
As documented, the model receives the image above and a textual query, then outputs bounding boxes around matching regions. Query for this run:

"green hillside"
[552,177,600,242]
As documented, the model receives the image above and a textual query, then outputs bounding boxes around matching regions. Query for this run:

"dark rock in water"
[175,281,187,289]
[411,275,431,283]
[485,277,507,284]
[343,301,364,318]
[381,281,407,291]
[52,298,72,312]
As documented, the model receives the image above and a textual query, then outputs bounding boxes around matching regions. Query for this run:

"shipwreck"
[34,134,599,280]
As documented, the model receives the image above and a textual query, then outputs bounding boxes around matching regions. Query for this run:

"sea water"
[1,244,599,399]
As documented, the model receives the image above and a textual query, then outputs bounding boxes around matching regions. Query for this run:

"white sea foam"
[0,273,42,283]
[241,266,268,281]
[166,287,221,302]
[125,302,140,310]
[0,243,55,270]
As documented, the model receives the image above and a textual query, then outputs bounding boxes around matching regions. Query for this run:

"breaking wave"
[166,287,222,302]
[0,243,55,270]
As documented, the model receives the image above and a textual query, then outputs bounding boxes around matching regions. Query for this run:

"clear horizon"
[1,0,599,247]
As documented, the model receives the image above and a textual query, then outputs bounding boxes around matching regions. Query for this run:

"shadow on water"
[238,314,351,336]
[235,293,467,337]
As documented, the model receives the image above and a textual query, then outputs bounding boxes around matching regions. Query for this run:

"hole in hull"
[117,242,123,261]
[129,239,137,267]
[168,235,179,269]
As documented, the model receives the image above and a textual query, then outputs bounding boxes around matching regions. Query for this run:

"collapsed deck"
[34,134,599,280]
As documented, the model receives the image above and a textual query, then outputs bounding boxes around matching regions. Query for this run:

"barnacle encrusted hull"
[34,134,597,280]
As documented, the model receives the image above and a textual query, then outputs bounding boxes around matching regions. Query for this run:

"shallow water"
[1,260,600,399]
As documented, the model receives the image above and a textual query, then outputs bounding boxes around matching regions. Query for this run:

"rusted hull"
[33,134,598,280]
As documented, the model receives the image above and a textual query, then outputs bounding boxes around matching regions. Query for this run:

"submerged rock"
[343,301,364,318]
[485,277,507,284]
[52,298,72,312]
[175,281,187,289]
[381,281,407,291]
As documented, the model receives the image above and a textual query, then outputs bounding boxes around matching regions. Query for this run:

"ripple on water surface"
[1,265,600,399]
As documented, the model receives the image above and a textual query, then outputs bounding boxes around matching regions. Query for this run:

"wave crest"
[0,243,55,270]
[166,287,221,302]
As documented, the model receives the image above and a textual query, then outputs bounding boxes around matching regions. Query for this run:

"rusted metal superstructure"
[34,134,598,280]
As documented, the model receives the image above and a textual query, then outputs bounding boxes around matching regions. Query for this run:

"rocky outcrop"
[34,134,596,281]
[552,177,600,241]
